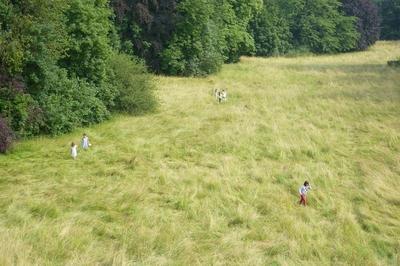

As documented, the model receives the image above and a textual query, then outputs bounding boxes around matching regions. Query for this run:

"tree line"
[1,0,399,153]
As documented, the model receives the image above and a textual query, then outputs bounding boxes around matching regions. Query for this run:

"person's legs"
[299,195,306,205]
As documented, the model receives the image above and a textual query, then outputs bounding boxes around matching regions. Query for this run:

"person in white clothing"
[215,89,221,101]
[221,89,227,102]
[217,90,223,103]
[71,142,78,160]
[81,133,90,150]
[299,181,311,206]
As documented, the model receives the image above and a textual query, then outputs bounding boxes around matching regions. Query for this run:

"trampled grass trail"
[0,41,399,265]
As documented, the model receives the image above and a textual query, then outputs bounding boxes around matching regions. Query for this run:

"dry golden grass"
[0,41,399,265]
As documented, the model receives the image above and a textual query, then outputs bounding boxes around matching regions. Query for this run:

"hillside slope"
[0,41,399,265]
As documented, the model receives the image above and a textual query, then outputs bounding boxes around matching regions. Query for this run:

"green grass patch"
[0,41,399,265]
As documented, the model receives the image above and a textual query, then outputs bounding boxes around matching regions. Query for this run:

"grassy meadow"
[0,41,399,265]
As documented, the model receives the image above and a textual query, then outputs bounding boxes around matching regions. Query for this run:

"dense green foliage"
[160,0,223,76]
[250,0,359,56]
[109,53,157,114]
[112,0,262,76]
[36,67,110,135]
[250,1,292,56]
[111,0,178,72]
[378,0,400,40]
[0,0,156,152]
[0,84,43,137]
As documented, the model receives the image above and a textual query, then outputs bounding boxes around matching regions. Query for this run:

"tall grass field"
[1,41,399,265]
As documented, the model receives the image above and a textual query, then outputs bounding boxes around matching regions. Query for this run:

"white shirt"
[71,145,78,158]
[82,136,90,149]
[299,185,311,195]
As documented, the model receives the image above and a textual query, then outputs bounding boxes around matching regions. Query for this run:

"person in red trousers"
[299,181,311,206]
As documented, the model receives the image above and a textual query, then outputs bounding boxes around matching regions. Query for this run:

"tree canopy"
[341,0,380,50]
[250,0,360,56]
[378,0,400,40]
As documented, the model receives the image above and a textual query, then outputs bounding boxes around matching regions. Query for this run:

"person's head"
[71,142,75,147]
[83,133,87,137]
[304,181,309,186]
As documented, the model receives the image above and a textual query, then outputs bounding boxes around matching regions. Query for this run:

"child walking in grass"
[81,133,90,150]
[71,142,78,159]
[299,181,311,206]
[217,90,223,103]
[222,89,227,102]
[214,89,220,101]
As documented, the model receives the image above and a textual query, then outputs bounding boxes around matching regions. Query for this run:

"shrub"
[0,117,14,153]
[38,67,109,135]
[109,53,157,114]
[2,91,43,137]
[387,58,400,67]
[95,76,119,110]
[0,77,44,138]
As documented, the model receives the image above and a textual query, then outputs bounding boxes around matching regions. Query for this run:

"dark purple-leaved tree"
[111,0,178,72]
[379,0,400,40]
[341,0,380,50]
[0,117,14,153]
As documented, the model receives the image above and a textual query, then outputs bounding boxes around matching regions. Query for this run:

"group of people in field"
[68,90,313,207]
[214,88,228,103]
[70,133,91,160]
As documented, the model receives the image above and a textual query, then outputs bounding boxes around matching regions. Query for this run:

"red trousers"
[299,194,307,206]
